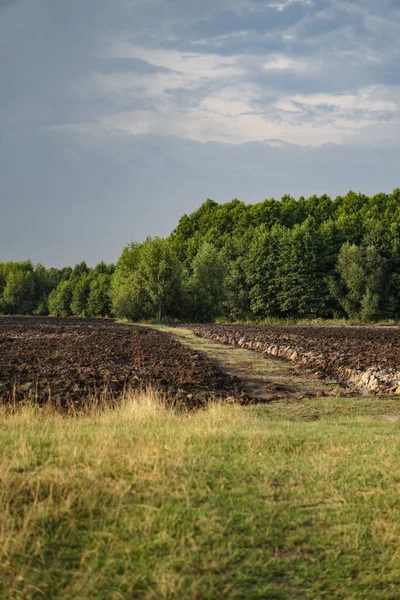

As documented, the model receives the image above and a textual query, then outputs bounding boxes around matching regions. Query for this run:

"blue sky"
[1,0,400,266]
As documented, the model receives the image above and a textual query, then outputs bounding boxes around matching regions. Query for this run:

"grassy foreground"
[1,393,400,599]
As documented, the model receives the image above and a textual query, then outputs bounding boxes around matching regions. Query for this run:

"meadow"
[2,391,400,599]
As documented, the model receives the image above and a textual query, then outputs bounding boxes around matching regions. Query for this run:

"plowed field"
[185,324,400,394]
[0,317,243,407]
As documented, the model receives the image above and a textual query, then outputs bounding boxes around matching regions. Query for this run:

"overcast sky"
[1,0,400,266]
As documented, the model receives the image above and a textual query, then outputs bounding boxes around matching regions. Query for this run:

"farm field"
[0,317,242,408]
[150,324,351,401]
[3,318,400,598]
[185,324,400,394]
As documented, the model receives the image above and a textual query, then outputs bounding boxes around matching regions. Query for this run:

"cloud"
[3,0,399,148]
[262,54,311,71]
[2,0,400,266]
[276,86,399,120]
[39,0,388,148]
[74,28,400,146]
[268,0,312,11]
[104,42,243,78]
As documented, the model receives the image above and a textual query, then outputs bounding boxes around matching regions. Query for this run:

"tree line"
[2,189,400,322]
[0,261,114,318]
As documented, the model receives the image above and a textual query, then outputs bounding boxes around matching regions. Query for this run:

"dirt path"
[149,326,350,402]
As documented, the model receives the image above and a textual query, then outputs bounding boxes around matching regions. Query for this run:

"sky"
[1,0,400,267]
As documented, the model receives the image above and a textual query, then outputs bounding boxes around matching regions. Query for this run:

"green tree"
[222,234,253,321]
[112,238,182,321]
[186,241,226,322]
[112,242,145,320]
[70,261,89,281]
[246,224,283,319]
[112,273,147,321]
[329,242,386,321]
[48,280,73,317]
[138,237,183,321]
[33,263,65,315]
[2,267,36,314]
[87,273,112,317]
[276,219,329,318]
[70,273,91,317]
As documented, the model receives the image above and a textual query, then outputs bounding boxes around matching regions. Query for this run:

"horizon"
[3,185,399,270]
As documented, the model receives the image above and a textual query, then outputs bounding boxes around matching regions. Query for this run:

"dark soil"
[184,324,400,392]
[0,317,244,408]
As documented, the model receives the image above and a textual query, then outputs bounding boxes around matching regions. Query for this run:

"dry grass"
[1,392,400,599]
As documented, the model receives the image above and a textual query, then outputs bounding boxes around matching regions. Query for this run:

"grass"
[2,392,400,599]
[214,317,400,327]
[123,317,400,328]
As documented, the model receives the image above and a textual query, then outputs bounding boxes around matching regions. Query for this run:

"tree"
[112,238,183,321]
[276,219,329,318]
[112,273,147,321]
[48,280,73,317]
[112,242,146,320]
[246,224,283,319]
[0,261,36,314]
[70,273,91,316]
[222,233,253,321]
[70,261,89,281]
[86,273,112,317]
[33,263,67,315]
[329,242,386,321]
[186,241,226,322]
[138,237,183,321]
[2,267,36,314]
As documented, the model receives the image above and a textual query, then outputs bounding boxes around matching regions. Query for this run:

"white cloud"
[90,97,390,148]
[191,30,250,47]
[276,86,399,117]
[105,42,242,78]
[78,42,400,146]
[268,0,312,11]
[263,54,311,71]
[65,2,400,150]
[88,46,246,126]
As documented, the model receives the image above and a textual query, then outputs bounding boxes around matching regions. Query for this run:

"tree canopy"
[2,189,400,323]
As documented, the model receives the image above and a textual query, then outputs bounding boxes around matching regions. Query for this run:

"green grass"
[214,317,400,327]
[2,393,400,599]
[124,317,400,327]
